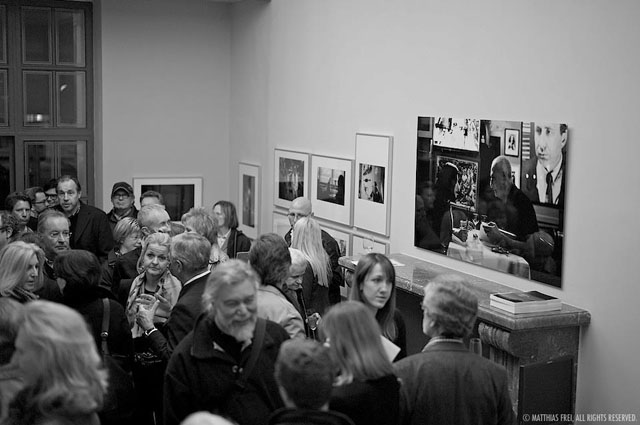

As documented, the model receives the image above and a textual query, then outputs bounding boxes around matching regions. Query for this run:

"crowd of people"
[0,177,515,425]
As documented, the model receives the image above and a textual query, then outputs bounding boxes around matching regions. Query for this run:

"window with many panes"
[0,0,92,204]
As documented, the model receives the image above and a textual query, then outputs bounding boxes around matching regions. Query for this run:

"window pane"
[0,6,6,64]
[25,141,55,188]
[22,7,51,64]
[57,72,85,127]
[0,70,7,126]
[24,71,52,126]
[56,10,84,66]
[25,140,86,192]
[0,136,14,202]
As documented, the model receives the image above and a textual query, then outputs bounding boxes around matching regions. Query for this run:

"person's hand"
[485,224,506,246]
[155,293,171,310]
[136,298,160,331]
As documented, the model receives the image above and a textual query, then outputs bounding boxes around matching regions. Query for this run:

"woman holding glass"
[0,241,44,303]
[5,300,107,425]
[321,301,400,425]
[350,252,407,360]
[290,217,331,316]
[125,231,181,425]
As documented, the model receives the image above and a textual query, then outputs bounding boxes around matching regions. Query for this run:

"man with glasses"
[43,179,59,209]
[38,210,72,253]
[283,197,344,305]
[106,182,138,232]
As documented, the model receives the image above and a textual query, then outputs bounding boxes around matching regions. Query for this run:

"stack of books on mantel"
[489,290,562,314]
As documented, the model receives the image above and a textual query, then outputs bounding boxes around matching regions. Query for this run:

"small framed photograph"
[274,149,309,209]
[133,177,203,221]
[504,128,520,157]
[323,225,351,258]
[354,133,393,236]
[272,210,291,238]
[238,162,260,239]
[311,155,354,226]
[352,234,390,256]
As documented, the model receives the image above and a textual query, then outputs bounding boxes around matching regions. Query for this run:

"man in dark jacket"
[163,260,289,425]
[55,175,114,263]
[394,275,515,425]
[106,181,138,232]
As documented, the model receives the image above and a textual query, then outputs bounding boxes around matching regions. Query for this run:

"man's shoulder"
[80,203,109,218]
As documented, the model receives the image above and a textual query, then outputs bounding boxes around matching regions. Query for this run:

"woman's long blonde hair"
[17,301,107,416]
[0,241,44,296]
[291,217,331,288]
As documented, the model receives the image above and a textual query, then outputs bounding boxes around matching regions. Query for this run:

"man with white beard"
[163,260,290,425]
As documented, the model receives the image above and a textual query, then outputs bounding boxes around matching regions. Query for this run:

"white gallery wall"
[98,0,232,209]
[229,0,640,415]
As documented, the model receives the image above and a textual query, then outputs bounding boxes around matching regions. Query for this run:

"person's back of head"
[171,232,211,274]
[182,207,218,244]
[181,412,237,425]
[422,274,478,339]
[53,250,103,298]
[140,190,164,207]
[291,217,330,288]
[274,338,335,410]
[320,301,393,384]
[248,233,290,288]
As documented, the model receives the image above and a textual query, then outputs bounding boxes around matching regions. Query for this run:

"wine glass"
[469,337,482,356]
[362,236,375,254]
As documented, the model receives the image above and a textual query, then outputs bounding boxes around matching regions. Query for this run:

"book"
[490,290,561,314]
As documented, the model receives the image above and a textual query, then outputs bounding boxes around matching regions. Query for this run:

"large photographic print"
[415,117,568,287]
[274,149,309,209]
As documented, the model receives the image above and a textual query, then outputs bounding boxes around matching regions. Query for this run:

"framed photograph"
[352,234,390,256]
[354,133,393,236]
[238,162,260,239]
[435,155,479,211]
[504,128,520,157]
[310,155,354,226]
[272,210,291,238]
[133,177,202,221]
[274,149,309,209]
[323,225,351,258]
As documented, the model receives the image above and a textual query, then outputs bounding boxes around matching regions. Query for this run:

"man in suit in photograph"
[522,122,568,206]
[394,275,515,425]
[55,175,114,263]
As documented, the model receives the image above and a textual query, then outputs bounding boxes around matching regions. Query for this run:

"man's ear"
[560,128,568,149]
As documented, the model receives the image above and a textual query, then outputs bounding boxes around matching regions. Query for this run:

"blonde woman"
[290,217,331,316]
[0,241,44,303]
[4,300,107,425]
[321,301,400,425]
[125,232,181,425]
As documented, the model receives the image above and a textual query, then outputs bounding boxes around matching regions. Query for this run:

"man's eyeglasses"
[113,193,131,199]
[48,231,72,239]
[45,194,57,199]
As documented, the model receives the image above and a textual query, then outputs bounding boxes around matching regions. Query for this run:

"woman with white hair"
[4,300,107,425]
[290,217,331,317]
[0,241,44,303]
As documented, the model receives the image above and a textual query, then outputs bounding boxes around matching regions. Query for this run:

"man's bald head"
[288,197,312,228]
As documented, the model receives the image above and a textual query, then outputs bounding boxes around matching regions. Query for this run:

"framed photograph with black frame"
[354,133,393,236]
[311,154,354,226]
[504,128,520,157]
[238,162,260,240]
[133,177,202,221]
[274,149,309,209]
